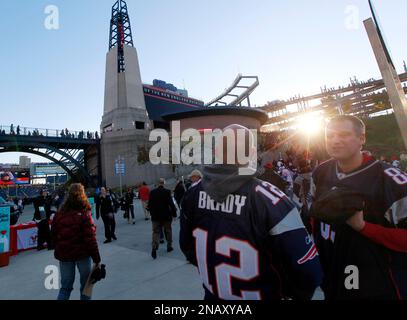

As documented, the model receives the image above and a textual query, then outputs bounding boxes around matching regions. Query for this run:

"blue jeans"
[57,257,92,300]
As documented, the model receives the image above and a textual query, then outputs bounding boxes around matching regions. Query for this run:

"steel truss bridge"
[0,126,101,187]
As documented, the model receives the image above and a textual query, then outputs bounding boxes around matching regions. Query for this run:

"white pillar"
[364,18,407,150]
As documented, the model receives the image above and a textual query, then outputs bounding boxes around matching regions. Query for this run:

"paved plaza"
[0,199,204,300]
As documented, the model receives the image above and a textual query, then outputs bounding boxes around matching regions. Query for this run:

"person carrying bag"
[51,183,102,300]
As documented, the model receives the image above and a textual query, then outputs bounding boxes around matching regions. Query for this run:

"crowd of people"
[0,124,99,140]
[28,170,205,300]
[60,128,99,140]
[27,114,407,301]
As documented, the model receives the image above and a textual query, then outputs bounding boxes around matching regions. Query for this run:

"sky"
[1,0,406,163]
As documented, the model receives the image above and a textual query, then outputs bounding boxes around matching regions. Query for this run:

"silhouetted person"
[174,179,186,208]
[123,187,135,224]
[148,178,177,259]
[33,190,53,250]
[99,187,116,243]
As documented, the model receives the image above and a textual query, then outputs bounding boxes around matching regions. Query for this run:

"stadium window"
[135,121,145,130]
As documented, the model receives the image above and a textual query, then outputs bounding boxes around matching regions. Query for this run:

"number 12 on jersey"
[193,228,261,300]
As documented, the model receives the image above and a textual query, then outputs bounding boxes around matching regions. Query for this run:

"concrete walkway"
[0,199,204,300]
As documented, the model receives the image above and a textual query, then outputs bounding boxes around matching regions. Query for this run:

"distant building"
[176,89,189,97]
[19,156,31,168]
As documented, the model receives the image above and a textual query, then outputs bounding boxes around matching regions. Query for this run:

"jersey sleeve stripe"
[269,207,305,236]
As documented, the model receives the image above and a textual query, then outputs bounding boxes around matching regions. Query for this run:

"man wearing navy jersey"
[311,115,407,300]
[180,124,323,300]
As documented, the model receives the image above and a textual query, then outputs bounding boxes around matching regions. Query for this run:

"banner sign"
[115,157,125,175]
[0,207,10,253]
[17,227,38,251]
[89,197,96,221]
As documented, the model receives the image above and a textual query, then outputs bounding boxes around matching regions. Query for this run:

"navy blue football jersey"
[180,178,323,300]
[311,155,407,300]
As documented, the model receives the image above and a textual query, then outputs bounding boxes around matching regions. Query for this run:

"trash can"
[0,252,10,267]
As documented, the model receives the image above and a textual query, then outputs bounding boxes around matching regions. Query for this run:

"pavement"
[0,197,323,300]
[0,199,204,300]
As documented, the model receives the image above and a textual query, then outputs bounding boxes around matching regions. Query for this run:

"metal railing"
[0,125,100,140]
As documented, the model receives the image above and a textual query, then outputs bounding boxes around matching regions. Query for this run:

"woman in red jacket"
[51,183,101,300]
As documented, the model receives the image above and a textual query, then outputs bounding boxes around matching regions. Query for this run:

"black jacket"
[124,191,134,208]
[148,186,177,221]
[33,195,52,220]
[99,195,115,216]
[174,181,186,205]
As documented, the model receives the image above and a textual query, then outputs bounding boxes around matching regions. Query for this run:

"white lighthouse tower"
[100,0,172,188]
[101,0,149,132]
